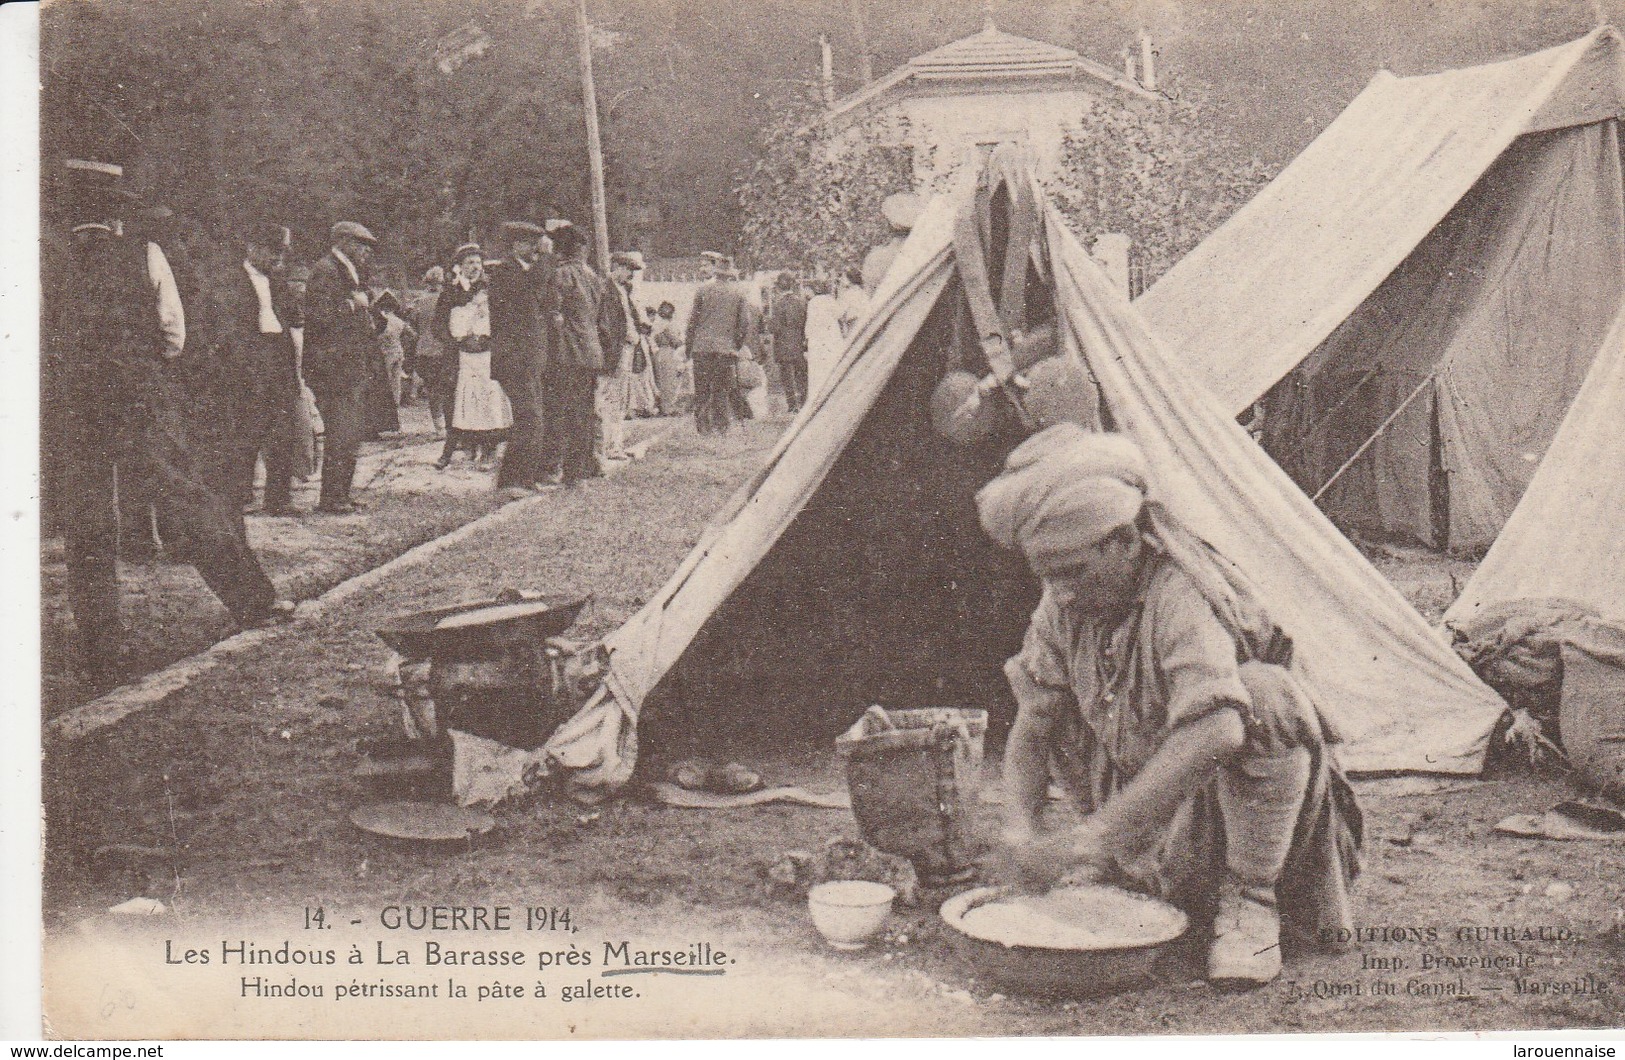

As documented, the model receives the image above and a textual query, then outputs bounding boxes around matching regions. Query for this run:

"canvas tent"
[1137,29,1625,551]
[1445,302,1625,628]
[542,155,1506,795]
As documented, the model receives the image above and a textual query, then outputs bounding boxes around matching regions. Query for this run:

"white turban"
[975,423,1148,573]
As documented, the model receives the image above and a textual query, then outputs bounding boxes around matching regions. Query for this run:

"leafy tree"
[735,89,918,276]
[1044,92,1273,286]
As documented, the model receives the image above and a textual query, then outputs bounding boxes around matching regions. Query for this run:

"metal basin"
[940,885,1188,999]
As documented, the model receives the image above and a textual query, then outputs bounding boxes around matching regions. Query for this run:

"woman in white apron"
[433,244,511,470]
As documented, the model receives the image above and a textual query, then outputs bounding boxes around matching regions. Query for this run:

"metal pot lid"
[349,800,495,842]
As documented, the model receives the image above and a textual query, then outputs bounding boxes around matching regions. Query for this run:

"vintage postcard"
[23,0,1625,1042]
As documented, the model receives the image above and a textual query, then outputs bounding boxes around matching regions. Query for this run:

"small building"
[825,20,1161,191]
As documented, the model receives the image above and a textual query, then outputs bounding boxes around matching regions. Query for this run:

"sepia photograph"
[20,0,1625,1041]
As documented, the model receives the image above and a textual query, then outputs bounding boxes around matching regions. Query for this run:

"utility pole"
[576,0,611,271]
[847,0,874,84]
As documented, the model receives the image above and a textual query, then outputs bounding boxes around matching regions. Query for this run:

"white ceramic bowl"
[807,880,896,950]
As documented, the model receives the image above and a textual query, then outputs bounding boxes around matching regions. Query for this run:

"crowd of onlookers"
[42,155,885,692]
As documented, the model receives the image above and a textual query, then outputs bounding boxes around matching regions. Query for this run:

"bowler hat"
[502,220,546,239]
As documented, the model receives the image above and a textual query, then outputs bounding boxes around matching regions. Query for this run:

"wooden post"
[819,35,835,107]
[577,0,611,272]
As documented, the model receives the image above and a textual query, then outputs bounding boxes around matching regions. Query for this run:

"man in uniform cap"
[685,250,758,434]
[488,220,556,497]
[303,221,379,513]
[44,163,292,685]
[978,423,1361,989]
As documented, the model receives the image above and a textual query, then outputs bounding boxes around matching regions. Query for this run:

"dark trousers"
[693,351,740,434]
[311,373,368,510]
[778,354,808,412]
[543,366,600,481]
[235,333,301,510]
[62,360,278,680]
[419,354,455,426]
[497,374,548,488]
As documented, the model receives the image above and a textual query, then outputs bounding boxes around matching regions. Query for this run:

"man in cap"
[685,250,758,435]
[767,272,809,413]
[978,422,1361,989]
[210,221,301,514]
[596,250,646,462]
[304,221,379,513]
[543,224,608,483]
[488,220,556,497]
[44,162,292,685]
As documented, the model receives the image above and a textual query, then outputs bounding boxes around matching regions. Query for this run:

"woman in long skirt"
[649,301,691,415]
[433,245,510,469]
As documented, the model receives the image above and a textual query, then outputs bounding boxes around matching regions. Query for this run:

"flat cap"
[330,220,378,244]
[610,250,645,270]
[544,218,573,233]
[452,241,483,260]
[502,220,546,238]
[64,159,125,179]
[698,250,726,263]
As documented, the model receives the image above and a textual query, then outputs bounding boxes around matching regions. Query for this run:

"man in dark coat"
[685,251,758,434]
[303,221,378,514]
[768,271,809,413]
[208,222,302,514]
[45,163,291,686]
[488,220,554,497]
[542,224,608,484]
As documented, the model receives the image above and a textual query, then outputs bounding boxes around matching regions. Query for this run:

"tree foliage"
[1045,94,1274,285]
[735,91,919,276]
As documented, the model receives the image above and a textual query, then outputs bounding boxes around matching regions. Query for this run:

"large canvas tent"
[543,158,1506,795]
[1445,302,1625,628]
[1137,29,1625,550]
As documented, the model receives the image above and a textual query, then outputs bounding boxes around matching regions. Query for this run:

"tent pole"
[1310,373,1436,503]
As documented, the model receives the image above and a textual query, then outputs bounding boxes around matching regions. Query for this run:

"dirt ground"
[38,414,1625,1039]
[40,406,668,716]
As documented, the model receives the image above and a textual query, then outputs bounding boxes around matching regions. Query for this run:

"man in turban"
[977,422,1361,989]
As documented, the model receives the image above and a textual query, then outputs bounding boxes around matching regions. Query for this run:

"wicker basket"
[836,706,989,885]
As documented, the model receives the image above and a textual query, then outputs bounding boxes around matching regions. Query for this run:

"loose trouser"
[1066,660,1360,953]
[544,366,601,481]
[235,333,301,510]
[62,359,279,678]
[778,354,808,412]
[497,372,548,489]
[311,373,368,509]
[596,357,630,460]
[418,353,454,427]
[692,351,740,434]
